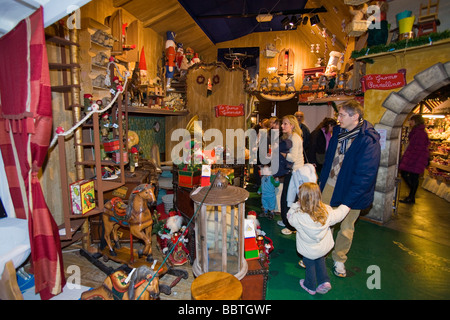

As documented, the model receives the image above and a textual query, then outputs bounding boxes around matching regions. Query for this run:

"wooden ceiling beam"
[113,0,133,7]
[143,6,180,28]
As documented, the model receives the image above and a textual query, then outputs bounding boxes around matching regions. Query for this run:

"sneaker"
[333,261,346,278]
[298,259,305,268]
[281,228,294,235]
[277,220,285,227]
[299,279,316,295]
[316,282,332,294]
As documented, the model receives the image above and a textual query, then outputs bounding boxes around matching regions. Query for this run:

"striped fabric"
[0,7,65,299]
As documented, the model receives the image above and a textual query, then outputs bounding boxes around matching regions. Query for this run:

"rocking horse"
[81,265,160,300]
[102,183,157,262]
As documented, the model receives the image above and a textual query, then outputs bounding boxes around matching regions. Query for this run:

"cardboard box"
[70,179,96,215]
[178,170,201,188]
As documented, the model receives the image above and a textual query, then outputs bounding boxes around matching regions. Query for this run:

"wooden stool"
[191,271,243,300]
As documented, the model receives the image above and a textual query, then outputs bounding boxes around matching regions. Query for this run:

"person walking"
[319,100,381,278]
[307,117,337,174]
[278,115,304,235]
[288,182,350,295]
[398,114,430,204]
[295,111,311,159]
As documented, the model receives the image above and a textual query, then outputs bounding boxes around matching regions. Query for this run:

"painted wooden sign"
[214,104,244,117]
[361,73,406,92]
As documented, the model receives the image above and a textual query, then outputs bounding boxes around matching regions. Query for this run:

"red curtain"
[0,7,66,299]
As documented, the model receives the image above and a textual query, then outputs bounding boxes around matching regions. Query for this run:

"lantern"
[190,171,249,279]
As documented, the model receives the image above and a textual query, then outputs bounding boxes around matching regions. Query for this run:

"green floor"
[245,188,450,300]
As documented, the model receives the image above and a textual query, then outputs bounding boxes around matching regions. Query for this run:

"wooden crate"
[240,259,269,300]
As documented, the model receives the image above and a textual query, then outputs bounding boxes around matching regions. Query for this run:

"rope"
[137,174,219,300]
[49,61,130,149]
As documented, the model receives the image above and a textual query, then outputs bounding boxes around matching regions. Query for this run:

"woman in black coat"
[307,117,337,173]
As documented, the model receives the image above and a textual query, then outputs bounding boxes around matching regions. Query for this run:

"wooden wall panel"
[165,64,247,161]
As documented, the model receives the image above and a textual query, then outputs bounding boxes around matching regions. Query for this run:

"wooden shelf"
[49,62,80,70]
[94,180,126,192]
[45,35,79,47]
[126,106,189,116]
[430,161,450,172]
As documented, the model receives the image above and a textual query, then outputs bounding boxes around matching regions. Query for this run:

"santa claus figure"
[165,31,177,91]
[157,209,190,266]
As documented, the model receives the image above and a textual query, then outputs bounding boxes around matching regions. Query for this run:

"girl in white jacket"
[287,182,350,295]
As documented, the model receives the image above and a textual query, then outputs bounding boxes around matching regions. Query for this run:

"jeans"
[303,256,330,291]
[280,172,295,231]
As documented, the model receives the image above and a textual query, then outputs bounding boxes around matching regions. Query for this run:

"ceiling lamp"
[290,15,298,27]
[281,16,290,29]
[256,13,273,22]
[302,16,308,25]
[310,14,320,26]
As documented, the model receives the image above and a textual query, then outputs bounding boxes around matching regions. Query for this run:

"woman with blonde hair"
[277,115,304,235]
[287,182,350,295]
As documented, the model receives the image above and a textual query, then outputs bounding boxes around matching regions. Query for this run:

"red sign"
[361,73,406,92]
[215,104,244,117]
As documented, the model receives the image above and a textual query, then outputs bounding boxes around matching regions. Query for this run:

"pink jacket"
[399,124,430,174]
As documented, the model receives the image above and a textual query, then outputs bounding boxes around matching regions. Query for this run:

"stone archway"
[366,62,450,224]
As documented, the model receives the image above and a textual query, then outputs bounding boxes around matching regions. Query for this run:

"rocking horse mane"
[126,184,151,220]
[128,265,158,300]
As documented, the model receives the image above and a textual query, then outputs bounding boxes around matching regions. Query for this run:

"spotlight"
[302,16,308,25]
[281,16,290,29]
[290,16,298,27]
[310,14,320,26]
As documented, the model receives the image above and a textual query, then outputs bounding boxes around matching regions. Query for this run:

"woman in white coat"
[278,115,304,235]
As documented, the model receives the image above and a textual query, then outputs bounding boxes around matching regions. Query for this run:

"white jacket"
[287,202,350,260]
[287,164,317,207]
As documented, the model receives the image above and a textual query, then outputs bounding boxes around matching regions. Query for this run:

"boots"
[399,195,415,204]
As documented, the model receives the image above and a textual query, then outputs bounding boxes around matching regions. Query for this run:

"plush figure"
[157,210,190,266]
[192,52,200,65]
[367,0,389,46]
[129,147,139,173]
[175,42,184,71]
[100,113,110,139]
[139,46,149,85]
[165,31,177,90]
[83,94,93,115]
[349,3,368,23]
[246,211,263,235]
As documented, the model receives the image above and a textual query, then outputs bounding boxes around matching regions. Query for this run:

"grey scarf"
[337,119,363,154]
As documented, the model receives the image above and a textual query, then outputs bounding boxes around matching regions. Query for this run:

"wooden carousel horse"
[102,183,157,262]
[259,77,269,92]
[285,75,296,92]
[270,76,281,91]
[300,75,313,91]
[81,266,159,300]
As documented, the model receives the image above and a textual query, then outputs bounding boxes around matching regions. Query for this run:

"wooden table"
[191,271,242,300]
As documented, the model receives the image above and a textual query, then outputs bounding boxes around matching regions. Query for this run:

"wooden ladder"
[47,22,127,249]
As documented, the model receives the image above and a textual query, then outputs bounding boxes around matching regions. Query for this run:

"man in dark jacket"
[319,100,381,278]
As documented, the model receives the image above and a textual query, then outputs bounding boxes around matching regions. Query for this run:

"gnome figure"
[139,46,148,85]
